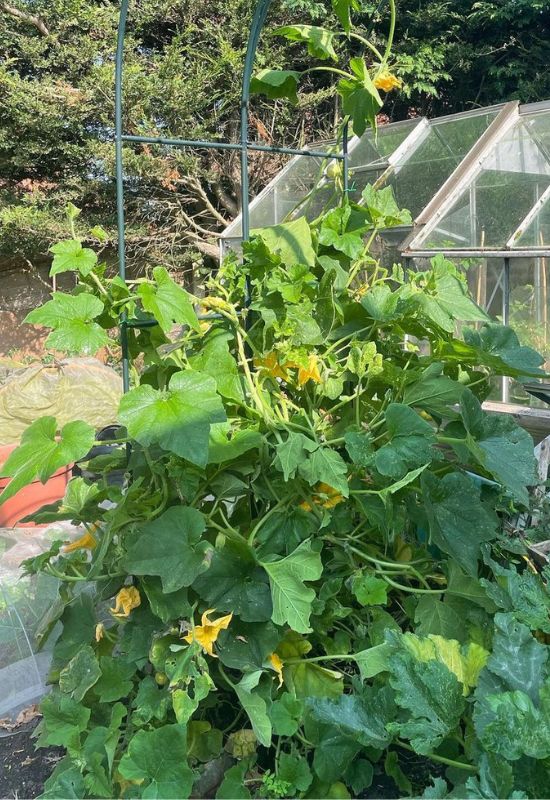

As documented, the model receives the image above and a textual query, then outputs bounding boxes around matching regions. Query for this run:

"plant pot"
[0,444,72,528]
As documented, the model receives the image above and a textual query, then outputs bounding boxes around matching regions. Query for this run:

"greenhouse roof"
[221,99,550,260]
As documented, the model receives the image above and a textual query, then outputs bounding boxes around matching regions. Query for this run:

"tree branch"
[1,1,50,35]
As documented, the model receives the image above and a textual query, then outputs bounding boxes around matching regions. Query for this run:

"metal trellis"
[114,0,349,392]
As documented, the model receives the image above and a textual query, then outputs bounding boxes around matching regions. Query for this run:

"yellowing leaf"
[269,653,284,687]
[402,633,489,696]
[111,587,141,619]
[183,609,233,657]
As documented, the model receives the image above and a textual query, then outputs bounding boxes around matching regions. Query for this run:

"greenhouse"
[222,99,550,409]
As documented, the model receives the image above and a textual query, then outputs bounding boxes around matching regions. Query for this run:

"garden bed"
[0,717,62,800]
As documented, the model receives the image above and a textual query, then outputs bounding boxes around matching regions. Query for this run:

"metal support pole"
[115,0,130,393]
[240,0,273,242]
[342,120,350,198]
[502,257,511,402]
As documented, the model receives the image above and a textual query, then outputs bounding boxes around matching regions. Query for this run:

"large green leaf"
[414,596,464,640]
[218,620,279,672]
[388,650,465,754]
[118,370,226,467]
[481,553,550,633]
[208,425,262,465]
[25,292,108,354]
[193,538,272,622]
[59,645,101,702]
[118,724,194,799]
[299,446,349,497]
[50,239,98,277]
[138,266,199,333]
[190,331,243,402]
[421,471,498,575]
[474,682,550,761]
[124,506,211,592]
[338,59,382,137]
[94,656,136,702]
[275,25,337,60]
[274,432,318,481]
[261,540,323,633]
[141,577,192,624]
[438,324,546,379]
[234,671,272,747]
[249,69,300,104]
[306,688,393,750]
[464,754,517,800]
[414,255,489,332]
[318,205,367,260]
[476,613,548,702]
[403,366,465,416]
[254,217,316,268]
[375,403,436,479]
[459,389,536,506]
[332,0,360,32]
[361,185,413,228]
[0,416,95,504]
[35,691,91,748]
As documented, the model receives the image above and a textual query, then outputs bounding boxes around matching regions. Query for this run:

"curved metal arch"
[113,0,347,390]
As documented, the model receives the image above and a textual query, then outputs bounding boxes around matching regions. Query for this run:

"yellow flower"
[62,530,97,553]
[254,351,289,381]
[297,355,322,387]
[374,72,402,92]
[183,609,233,657]
[95,623,105,642]
[269,653,284,687]
[300,483,345,512]
[110,587,141,618]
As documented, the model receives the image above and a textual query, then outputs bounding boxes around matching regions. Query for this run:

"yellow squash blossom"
[269,653,284,687]
[183,609,233,657]
[110,587,141,618]
[254,351,289,381]
[95,623,105,642]
[301,483,345,512]
[297,355,322,387]
[316,482,345,508]
[63,530,97,553]
[374,72,402,92]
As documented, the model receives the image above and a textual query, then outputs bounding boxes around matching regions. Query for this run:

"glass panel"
[348,118,420,169]
[422,113,550,249]
[223,119,422,241]
[458,257,550,407]
[379,109,500,221]
[512,192,550,248]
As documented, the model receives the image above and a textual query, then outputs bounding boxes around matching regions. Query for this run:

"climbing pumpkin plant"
[2,2,550,798]
[4,184,550,798]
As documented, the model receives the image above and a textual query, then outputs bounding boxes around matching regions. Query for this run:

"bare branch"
[1,1,50,35]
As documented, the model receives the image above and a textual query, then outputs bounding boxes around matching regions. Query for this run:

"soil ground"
[0,721,62,799]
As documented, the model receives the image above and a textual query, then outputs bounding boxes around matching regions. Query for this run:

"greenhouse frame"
[221,99,550,412]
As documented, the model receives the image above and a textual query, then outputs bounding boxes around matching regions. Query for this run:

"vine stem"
[396,741,477,774]
[235,329,270,421]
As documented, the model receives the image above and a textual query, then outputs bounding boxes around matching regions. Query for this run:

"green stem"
[89,270,110,299]
[347,31,384,62]
[382,574,444,595]
[383,0,396,66]
[248,499,289,546]
[396,741,477,774]
[301,65,353,80]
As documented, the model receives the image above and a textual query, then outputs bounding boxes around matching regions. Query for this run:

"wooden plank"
[483,401,550,443]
